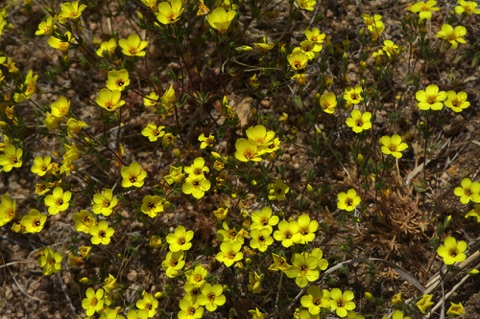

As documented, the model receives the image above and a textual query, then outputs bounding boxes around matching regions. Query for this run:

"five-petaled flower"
[436,236,467,265]
[95,88,125,111]
[118,34,148,57]
[166,225,194,252]
[454,178,480,204]
[81,287,105,316]
[0,144,23,172]
[206,7,236,33]
[380,134,408,158]
[436,24,467,50]
[90,220,115,245]
[156,0,184,24]
[343,86,364,105]
[319,91,337,114]
[44,187,72,215]
[337,189,361,212]
[408,1,440,21]
[346,110,372,133]
[121,162,147,188]
[329,288,356,318]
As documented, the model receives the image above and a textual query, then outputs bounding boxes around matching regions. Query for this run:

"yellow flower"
[329,288,356,318]
[380,134,408,158]
[285,252,319,288]
[118,34,148,57]
[273,220,300,247]
[447,302,465,316]
[14,69,38,102]
[246,125,275,149]
[57,1,87,23]
[248,308,266,319]
[299,40,322,60]
[90,220,115,245]
[178,299,203,319]
[44,112,61,130]
[164,165,184,185]
[436,24,467,50]
[304,27,325,44]
[140,0,158,11]
[444,91,470,112]
[319,91,337,114]
[50,96,70,118]
[337,189,361,211]
[297,0,316,11]
[106,69,130,91]
[216,241,243,267]
[47,31,74,52]
[206,7,236,33]
[36,182,53,196]
[297,214,318,244]
[0,144,22,172]
[454,178,480,204]
[184,157,209,177]
[141,123,165,142]
[182,174,211,199]
[391,310,410,319]
[247,271,264,294]
[72,210,97,233]
[198,283,226,311]
[20,209,47,233]
[121,162,147,188]
[0,193,16,227]
[197,0,210,16]
[66,118,88,136]
[95,88,125,111]
[253,37,275,52]
[185,265,208,287]
[141,195,164,218]
[35,16,55,36]
[136,291,158,318]
[161,84,177,110]
[345,110,372,133]
[382,40,400,57]
[408,1,440,21]
[31,156,53,176]
[92,188,118,216]
[250,206,279,232]
[234,138,261,162]
[143,91,159,108]
[162,251,185,278]
[455,0,480,15]
[269,253,289,271]
[249,228,274,252]
[465,204,480,222]
[416,294,434,314]
[343,86,363,105]
[415,84,447,110]
[44,187,72,215]
[198,133,215,149]
[82,287,105,316]
[300,286,330,315]
[391,292,403,304]
[156,0,184,24]
[96,38,117,57]
[287,49,309,70]
[38,247,62,276]
[127,309,149,319]
[268,179,289,201]
[436,236,467,265]
[361,14,385,40]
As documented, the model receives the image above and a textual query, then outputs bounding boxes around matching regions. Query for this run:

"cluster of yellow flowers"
[234,124,280,162]
[1,0,479,318]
